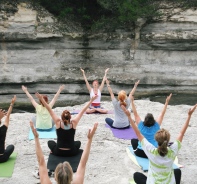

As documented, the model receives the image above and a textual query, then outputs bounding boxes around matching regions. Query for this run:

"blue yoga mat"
[127,146,179,172]
[28,126,57,140]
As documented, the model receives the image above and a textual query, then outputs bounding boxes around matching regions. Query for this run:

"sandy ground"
[0,99,197,184]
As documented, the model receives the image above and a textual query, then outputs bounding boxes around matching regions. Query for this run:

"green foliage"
[38,0,65,16]
[91,16,115,31]
[117,0,157,23]
[59,7,73,19]
[36,0,197,31]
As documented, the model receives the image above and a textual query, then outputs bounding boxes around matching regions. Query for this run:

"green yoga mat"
[129,179,136,184]
[0,152,17,177]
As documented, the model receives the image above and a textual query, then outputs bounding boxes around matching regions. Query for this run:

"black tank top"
[56,125,76,148]
[0,125,7,154]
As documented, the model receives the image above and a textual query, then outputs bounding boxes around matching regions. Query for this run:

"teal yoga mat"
[126,146,181,172]
[28,126,57,140]
[0,152,17,177]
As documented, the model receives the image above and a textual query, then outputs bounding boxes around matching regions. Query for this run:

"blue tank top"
[137,121,160,149]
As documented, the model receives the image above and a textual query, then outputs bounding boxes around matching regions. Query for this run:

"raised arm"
[121,105,144,142]
[106,79,115,100]
[22,85,38,108]
[35,93,60,126]
[131,96,141,124]
[99,68,109,92]
[72,96,98,127]
[80,68,91,92]
[4,95,16,127]
[129,80,140,99]
[30,121,52,184]
[177,104,197,142]
[73,123,98,184]
[49,85,65,107]
[156,93,172,126]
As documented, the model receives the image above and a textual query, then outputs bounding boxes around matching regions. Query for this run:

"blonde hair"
[155,128,170,157]
[55,162,73,184]
[118,90,127,107]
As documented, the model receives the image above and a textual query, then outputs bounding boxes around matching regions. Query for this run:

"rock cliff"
[0,1,197,110]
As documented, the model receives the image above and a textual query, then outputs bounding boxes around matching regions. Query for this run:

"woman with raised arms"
[122,96,197,184]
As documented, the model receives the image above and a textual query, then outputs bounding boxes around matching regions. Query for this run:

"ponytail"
[118,90,127,107]
[155,128,170,157]
[61,110,71,126]
[120,101,127,107]
[158,140,168,157]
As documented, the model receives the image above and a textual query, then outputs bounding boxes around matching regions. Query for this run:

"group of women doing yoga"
[0,67,196,184]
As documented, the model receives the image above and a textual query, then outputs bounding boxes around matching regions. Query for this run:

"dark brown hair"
[39,95,48,106]
[92,80,99,85]
[61,110,71,126]
[144,113,155,127]
[155,128,170,157]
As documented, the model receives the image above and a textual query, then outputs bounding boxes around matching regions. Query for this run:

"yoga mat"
[71,110,114,115]
[28,126,57,140]
[0,152,17,177]
[129,179,136,184]
[105,124,137,140]
[47,149,83,172]
[126,146,181,172]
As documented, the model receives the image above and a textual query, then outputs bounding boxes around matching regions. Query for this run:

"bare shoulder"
[72,179,83,184]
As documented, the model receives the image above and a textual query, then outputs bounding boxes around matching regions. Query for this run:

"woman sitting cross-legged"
[122,100,197,184]
[22,85,65,130]
[105,79,140,129]
[80,68,109,114]
[30,120,98,184]
[0,95,16,163]
[35,92,97,157]
[130,93,172,158]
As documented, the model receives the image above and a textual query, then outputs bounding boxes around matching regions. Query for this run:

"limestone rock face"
[0,1,197,108]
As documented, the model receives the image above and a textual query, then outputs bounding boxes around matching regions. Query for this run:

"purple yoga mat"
[105,124,137,140]
[71,110,114,115]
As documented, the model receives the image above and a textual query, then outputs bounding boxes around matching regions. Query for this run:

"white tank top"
[90,88,101,104]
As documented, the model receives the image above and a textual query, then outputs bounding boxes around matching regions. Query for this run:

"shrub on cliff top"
[35,0,197,31]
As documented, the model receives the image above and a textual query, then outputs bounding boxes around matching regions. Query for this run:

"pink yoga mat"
[105,124,137,140]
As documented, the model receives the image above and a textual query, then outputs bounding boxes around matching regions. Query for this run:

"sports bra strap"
[62,121,73,129]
